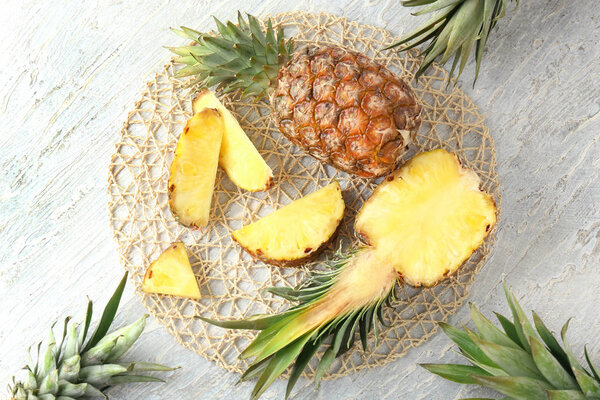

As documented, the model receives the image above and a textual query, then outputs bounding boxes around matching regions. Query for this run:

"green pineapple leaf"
[532,310,572,373]
[83,273,128,352]
[388,0,520,84]
[420,363,491,384]
[471,375,551,400]
[494,312,521,346]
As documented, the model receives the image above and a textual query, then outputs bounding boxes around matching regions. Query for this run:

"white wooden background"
[1,1,599,399]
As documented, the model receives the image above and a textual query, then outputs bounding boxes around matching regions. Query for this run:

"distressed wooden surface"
[1,0,599,399]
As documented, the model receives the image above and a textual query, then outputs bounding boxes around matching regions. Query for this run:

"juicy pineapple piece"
[193,89,273,192]
[168,108,224,229]
[142,242,201,299]
[356,149,497,286]
[233,181,345,266]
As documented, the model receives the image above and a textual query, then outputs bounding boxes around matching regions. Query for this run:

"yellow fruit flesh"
[168,108,224,228]
[142,243,201,299]
[233,181,345,264]
[355,149,497,286]
[193,89,273,192]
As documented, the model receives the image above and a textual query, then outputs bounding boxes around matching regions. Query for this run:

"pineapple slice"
[168,108,224,229]
[193,89,273,192]
[142,242,201,299]
[355,149,497,286]
[233,181,345,266]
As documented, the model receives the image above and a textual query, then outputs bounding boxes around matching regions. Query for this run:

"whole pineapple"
[170,13,422,178]
[8,273,174,400]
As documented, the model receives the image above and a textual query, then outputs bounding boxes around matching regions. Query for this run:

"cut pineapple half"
[142,242,201,299]
[193,89,273,192]
[356,149,497,286]
[232,181,345,266]
[168,108,224,229]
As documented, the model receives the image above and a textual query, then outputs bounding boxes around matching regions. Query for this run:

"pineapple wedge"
[168,108,224,229]
[233,181,345,266]
[142,242,201,299]
[355,149,497,286]
[193,89,273,192]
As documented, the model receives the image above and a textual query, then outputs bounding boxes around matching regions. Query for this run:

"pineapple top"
[169,13,294,98]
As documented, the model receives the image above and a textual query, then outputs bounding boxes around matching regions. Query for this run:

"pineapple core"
[233,181,345,266]
[355,149,497,286]
[142,242,201,299]
[168,108,224,229]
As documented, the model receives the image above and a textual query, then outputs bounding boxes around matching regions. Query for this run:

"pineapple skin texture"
[142,242,201,299]
[271,45,422,178]
[168,108,224,229]
[232,181,345,266]
[355,149,497,287]
[193,89,274,192]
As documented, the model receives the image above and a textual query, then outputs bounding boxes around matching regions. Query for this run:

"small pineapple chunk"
[355,149,497,287]
[193,89,273,192]
[233,181,345,266]
[168,108,224,228]
[142,242,201,299]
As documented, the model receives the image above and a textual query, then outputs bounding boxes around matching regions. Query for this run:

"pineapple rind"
[142,242,201,299]
[168,108,224,229]
[356,149,497,287]
[193,89,273,192]
[232,181,345,266]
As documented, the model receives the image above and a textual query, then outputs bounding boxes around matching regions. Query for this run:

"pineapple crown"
[422,282,600,399]
[8,273,176,400]
[387,0,520,84]
[169,12,294,99]
[199,246,398,400]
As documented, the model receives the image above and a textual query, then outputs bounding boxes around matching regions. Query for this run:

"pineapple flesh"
[193,89,274,192]
[142,242,201,299]
[232,181,345,266]
[356,149,497,286]
[168,108,224,229]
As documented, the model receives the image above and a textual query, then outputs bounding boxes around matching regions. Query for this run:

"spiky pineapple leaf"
[547,390,588,400]
[286,336,325,399]
[585,346,600,381]
[560,319,585,373]
[504,283,538,352]
[471,375,551,400]
[572,368,600,398]
[238,357,269,384]
[529,335,578,390]
[469,336,544,380]
[470,303,519,349]
[531,310,572,375]
[83,273,128,352]
[439,322,498,368]
[420,363,491,384]
[250,333,313,400]
[494,312,521,347]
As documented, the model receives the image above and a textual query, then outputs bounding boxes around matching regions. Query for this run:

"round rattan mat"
[108,11,500,379]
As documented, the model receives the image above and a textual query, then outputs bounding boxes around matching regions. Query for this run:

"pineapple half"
[356,149,497,286]
[201,149,497,400]
[193,89,274,192]
[142,242,201,299]
[168,108,224,229]
[233,181,345,266]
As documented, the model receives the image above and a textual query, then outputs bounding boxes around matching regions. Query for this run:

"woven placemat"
[108,11,500,379]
